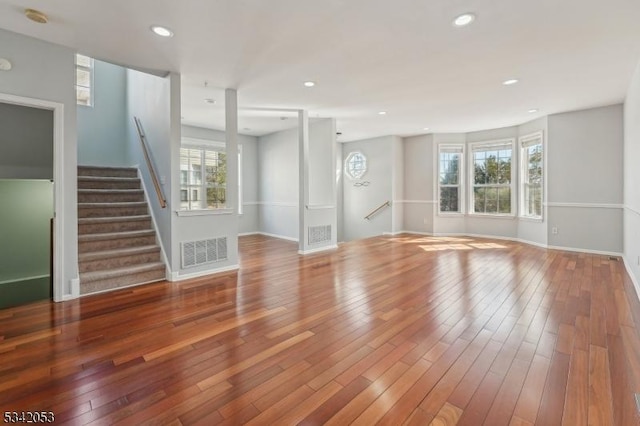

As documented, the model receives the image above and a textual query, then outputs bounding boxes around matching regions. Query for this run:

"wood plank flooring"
[1,234,640,425]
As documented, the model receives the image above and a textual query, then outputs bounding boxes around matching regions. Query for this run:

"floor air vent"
[181,237,228,268]
[309,225,332,244]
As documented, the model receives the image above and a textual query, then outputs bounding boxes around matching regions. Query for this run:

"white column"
[298,109,309,252]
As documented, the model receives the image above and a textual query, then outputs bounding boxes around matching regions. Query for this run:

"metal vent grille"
[181,237,228,268]
[308,225,332,245]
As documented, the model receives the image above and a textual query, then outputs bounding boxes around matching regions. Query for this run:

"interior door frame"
[0,92,65,302]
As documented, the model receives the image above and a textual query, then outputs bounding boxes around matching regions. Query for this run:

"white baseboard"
[256,232,299,242]
[238,232,260,237]
[546,245,622,257]
[298,245,338,255]
[170,264,240,282]
[622,256,640,302]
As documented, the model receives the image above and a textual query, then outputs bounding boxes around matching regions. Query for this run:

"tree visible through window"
[180,147,226,210]
[520,133,543,218]
[76,54,93,106]
[439,146,463,213]
[471,141,513,215]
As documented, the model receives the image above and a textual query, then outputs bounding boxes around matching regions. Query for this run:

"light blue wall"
[78,60,128,166]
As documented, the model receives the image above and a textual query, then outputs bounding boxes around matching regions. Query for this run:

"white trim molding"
[546,202,624,209]
[622,256,640,303]
[175,208,234,217]
[136,167,172,280]
[306,204,336,210]
[298,245,339,255]
[169,264,239,282]
[0,92,69,302]
[257,232,299,242]
[395,200,437,204]
[625,205,640,216]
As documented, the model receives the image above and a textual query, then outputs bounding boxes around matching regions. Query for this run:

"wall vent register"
[181,237,228,268]
[308,225,332,244]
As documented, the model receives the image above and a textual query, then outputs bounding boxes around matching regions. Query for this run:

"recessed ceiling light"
[528,109,539,113]
[303,81,316,87]
[453,13,475,27]
[25,8,48,24]
[150,25,174,37]
[503,79,519,86]
[423,127,430,131]
[378,111,387,115]
[204,98,216,104]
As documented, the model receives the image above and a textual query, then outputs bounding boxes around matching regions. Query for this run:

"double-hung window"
[438,145,464,213]
[470,140,514,215]
[519,132,543,219]
[180,145,227,210]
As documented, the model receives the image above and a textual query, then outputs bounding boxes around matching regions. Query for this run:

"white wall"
[391,136,404,234]
[301,118,338,252]
[547,104,623,253]
[181,125,259,235]
[342,136,393,241]
[78,60,128,167]
[0,28,78,297]
[403,134,435,234]
[258,127,299,240]
[624,60,640,288]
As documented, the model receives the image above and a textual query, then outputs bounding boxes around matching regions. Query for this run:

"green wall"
[0,180,53,309]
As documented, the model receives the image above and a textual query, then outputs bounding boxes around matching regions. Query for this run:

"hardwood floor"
[2,234,640,425]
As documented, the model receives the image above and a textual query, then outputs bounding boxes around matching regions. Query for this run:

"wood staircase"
[77,166,165,295]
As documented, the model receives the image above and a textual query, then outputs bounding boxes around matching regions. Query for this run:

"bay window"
[470,140,514,215]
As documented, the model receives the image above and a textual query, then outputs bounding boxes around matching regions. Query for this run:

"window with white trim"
[519,132,543,219]
[75,54,93,106]
[345,151,367,180]
[180,146,226,210]
[470,140,514,215]
[438,145,464,213]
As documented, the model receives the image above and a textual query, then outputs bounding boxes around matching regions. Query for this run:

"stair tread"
[78,165,137,171]
[78,229,155,241]
[78,176,140,182]
[78,201,147,207]
[79,245,160,261]
[80,262,165,282]
[78,189,144,193]
[78,215,151,224]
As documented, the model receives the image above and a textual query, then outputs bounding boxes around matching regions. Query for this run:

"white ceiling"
[1,0,640,141]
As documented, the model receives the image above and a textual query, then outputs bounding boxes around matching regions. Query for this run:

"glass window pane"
[76,54,92,68]
[440,187,459,212]
[76,87,91,106]
[76,69,91,88]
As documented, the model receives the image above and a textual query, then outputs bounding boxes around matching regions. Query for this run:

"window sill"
[438,212,465,218]
[176,208,233,217]
[518,216,544,223]
[467,213,516,220]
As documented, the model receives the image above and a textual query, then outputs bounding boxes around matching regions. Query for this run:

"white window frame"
[468,138,516,217]
[438,144,465,215]
[180,138,227,211]
[344,151,367,180]
[519,131,544,221]
[75,54,93,107]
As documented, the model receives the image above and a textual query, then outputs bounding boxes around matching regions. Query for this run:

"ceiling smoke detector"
[25,8,48,24]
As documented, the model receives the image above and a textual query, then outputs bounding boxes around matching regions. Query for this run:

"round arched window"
[345,151,367,180]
